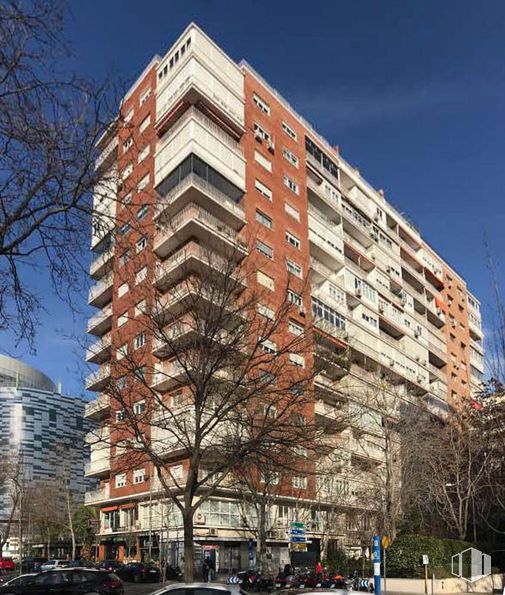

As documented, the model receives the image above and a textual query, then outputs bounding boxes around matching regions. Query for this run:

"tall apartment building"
[0,356,94,558]
[84,24,484,568]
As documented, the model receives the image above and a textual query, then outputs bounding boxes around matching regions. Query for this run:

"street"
[123,582,167,594]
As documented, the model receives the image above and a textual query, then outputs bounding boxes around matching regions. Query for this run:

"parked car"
[39,560,69,571]
[114,562,160,583]
[0,559,15,572]
[0,568,124,594]
[20,557,47,572]
[0,575,36,588]
[150,583,242,595]
[95,560,124,572]
[65,559,95,569]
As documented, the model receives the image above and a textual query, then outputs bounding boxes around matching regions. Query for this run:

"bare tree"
[0,0,119,348]
[89,240,325,580]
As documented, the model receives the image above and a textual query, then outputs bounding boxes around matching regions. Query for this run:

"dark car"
[0,568,124,594]
[65,560,96,569]
[115,562,160,583]
[95,560,123,572]
[20,557,47,572]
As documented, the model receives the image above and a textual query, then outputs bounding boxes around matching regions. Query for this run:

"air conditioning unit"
[299,307,306,317]
[417,375,424,384]
[355,289,362,298]
[194,512,206,525]
[254,130,263,141]
[379,304,385,314]
[401,295,408,305]
[415,355,421,362]
[374,214,380,222]
[134,520,141,530]
[389,358,395,367]
[267,139,275,153]
[208,528,218,537]
[414,331,421,338]
[451,320,457,328]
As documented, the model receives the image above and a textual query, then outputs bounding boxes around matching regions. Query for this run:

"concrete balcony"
[156,35,244,137]
[469,318,483,340]
[88,273,113,308]
[153,241,244,292]
[155,106,245,192]
[85,457,111,479]
[87,304,113,337]
[310,258,338,285]
[86,333,112,364]
[84,394,111,422]
[308,227,345,271]
[90,246,114,280]
[155,172,245,231]
[84,483,110,505]
[85,364,111,392]
[95,136,118,174]
[306,175,342,221]
[154,203,247,261]
[341,202,373,248]
[151,360,186,392]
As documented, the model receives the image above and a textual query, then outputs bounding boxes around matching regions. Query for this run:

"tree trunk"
[65,486,76,559]
[47,528,50,559]
[183,510,195,582]
[320,512,330,562]
[257,502,267,572]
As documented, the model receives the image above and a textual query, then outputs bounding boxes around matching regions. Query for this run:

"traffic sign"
[290,528,305,535]
[382,535,390,549]
[291,543,307,552]
[290,521,305,528]
[290,536,306,543]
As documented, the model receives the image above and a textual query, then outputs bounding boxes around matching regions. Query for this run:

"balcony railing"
[88,273,113,307]
[85,364,111,391]
[87,304,113,336]
[86,333,112,363]
[85,457,110,478]
[90,246,114,279]
[84,394,111,420]
[155,172,245,229]
[95,137,118,172]
[84,484,110,505]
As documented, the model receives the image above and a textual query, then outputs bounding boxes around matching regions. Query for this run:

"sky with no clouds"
[4,0,505,396]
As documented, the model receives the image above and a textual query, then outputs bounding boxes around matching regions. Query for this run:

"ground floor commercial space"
[97,532,321,575]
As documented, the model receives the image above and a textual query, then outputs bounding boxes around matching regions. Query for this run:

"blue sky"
[5,0,504,396]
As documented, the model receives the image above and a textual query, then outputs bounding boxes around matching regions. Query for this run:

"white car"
[150,583,244,595]
[39,560,69,571]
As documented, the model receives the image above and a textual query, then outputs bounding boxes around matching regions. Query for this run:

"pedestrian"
[315,561,323,576]
[203,557,210,582]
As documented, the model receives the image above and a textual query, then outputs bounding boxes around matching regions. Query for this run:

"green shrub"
[386,534,476,578]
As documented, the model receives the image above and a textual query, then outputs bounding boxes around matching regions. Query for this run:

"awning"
[101,506,119,512]
[120,503,137,510]
[435,297,447,311]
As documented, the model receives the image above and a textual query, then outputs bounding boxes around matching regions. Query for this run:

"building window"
[290,353,305,368]
[253,93,270,115]
[138,175,149,192]
[253,122,271,142]
[287,259,302,278]
[254,150,272,172]
[119,222,130,236]
[282,148,299,168]
[255,209,272,229]
[139,115,151,133]
[256,240,273,259]
[285,231,300,249]
[119,250,129,267]
[255,179,272,201]
[140,87,151,105]
[288,319,304,336]
[285,202,300,221]
[257,271,274,291]
[136,206,148,222]
[136,236,147,253]
[134,333,146,349]
[118,282,129,297]
[116,409,126,422]
[138,145,150,163]
[282,121,297,141]
[134,400,146,415]
[118,312,128,327]
[135,299,147,316]
[133,468,145,484]
[124,108,134,123]
[284,175,299,195]
[312,297,346,331]
[258,304,275,319]
[361,312,378,328]
[261,339,277,354]
[122,163,133,180]
[292,475,307,489]
[328,283,345,305]
[260,471,279,485]
[115,473,127,488]
[117,343,128,360]
[287,290,302,307]
[136,266,147,284]
[123,136,133,153]
[170,464,183,479]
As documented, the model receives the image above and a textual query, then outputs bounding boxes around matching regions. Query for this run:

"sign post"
[422,555,429,594]
[382,536,389,594]
[290,522,307,552]
[373,535,382,595]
